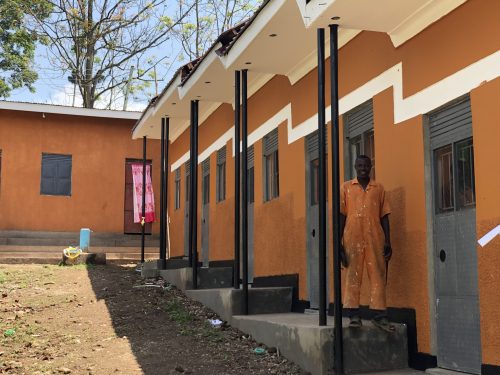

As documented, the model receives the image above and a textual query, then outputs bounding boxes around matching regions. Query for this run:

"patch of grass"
[164,300,194,324]
[0,271,6,284]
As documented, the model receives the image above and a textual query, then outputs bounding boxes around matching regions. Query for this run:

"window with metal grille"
[40,153,72,196]
[174,168,181,210]
[263,128,279,202]
[216,146,226,202]
[344,100,375,180]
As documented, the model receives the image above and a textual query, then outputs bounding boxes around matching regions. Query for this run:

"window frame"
[40,153,73,197]
[263,129,279,202]
[174,167,181,210]
[216,146,226,203]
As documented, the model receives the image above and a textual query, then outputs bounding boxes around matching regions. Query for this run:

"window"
[216,146,226,202]
[174,168,181,210]
[40,153,72,196]
[263,129,279,201]
[434,137,475,214]
[344,100,375,180]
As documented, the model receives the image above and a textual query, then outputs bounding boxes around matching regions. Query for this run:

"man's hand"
[340,245,348,268]
[383,243,392,261]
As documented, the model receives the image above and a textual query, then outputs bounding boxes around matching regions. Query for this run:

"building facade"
[0,103,161,235]
[133,0,500,372]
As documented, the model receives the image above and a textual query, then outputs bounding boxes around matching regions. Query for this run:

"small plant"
[164,300,194,324]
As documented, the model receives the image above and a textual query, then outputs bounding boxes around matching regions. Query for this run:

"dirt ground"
[0,263,306,375]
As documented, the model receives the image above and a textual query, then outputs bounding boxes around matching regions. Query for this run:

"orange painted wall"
[0,110,161,234]
[166,0,499,360]
[471,77,500,366]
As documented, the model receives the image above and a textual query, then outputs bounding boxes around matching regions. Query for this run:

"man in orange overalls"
[340,155,393,332]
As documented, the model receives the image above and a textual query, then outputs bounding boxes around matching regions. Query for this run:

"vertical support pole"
[234,71,241,289]
[330,23,344,374]
[159,117,165,267]
[188,101,194,267]
[140,136,147,264]
[192,100,199,289]
[317,28,327,326]
[164,117,170,263]
[242,69,249,315]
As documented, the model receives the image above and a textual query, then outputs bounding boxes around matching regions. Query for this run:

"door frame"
[423,96,481,369]
[124,158,153,235]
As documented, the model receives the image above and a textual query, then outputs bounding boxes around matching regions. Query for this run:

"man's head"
[354,155,372,179]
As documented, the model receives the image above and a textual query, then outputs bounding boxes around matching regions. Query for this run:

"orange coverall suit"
[340,179,391,310]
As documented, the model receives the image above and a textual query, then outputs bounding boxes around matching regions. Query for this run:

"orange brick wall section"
[0,110,161,234]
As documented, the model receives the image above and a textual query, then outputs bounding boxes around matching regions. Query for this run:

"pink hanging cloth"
[131,163,155,224]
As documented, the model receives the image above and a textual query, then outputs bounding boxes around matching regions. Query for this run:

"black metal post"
[164,117,170,264]
[159,117,169,269]
[234,70,241,289]
[330,23,344,374]
[192,100,199,289]
[188,101,194,267]
[140,136,147,264]
[317,28,327,326]
[242,69,248,315]
[159,117,165,267]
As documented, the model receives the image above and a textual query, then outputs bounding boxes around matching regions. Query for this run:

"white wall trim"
[199,127,233,164]
[170,50,500,172]
[171,151,190,172]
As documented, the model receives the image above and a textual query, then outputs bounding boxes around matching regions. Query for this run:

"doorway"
[429,96,481,374]
[305,131,328,309]
[201,158,210,267]
[124,159,152,234]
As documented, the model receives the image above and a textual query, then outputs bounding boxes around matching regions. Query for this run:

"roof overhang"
[133,0,468,141]
[0,101,141,120]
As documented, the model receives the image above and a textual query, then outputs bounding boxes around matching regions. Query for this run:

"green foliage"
[164,300,194,323]
[0,0,51,97]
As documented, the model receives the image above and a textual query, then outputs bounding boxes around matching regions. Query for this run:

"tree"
[168,0,262,61]
[0,0,51,98]
[23,0,194,108]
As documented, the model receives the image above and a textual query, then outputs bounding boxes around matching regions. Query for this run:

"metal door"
[201,159,210,267]
[430,97,481,374]
[184,161,190,257]
[240,146,255,283]
[306,131,328,309]
[248,146,255,283]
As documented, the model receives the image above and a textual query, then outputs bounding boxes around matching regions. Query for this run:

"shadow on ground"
[85,262,305,375]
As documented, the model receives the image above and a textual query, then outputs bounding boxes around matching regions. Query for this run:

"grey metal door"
[184,161,190,257]
[430,97,481,374]
[248,146,255,283]
[240,146,255,283]
[306,131,328,309]
[201,159,210,267]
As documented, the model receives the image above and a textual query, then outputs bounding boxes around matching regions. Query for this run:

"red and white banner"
[131,164,155,224]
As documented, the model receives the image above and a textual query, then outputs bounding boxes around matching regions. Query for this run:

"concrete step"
[0,230,159,247]
[185,287,293,323]
[0,245,159,263]
[232,313,408,375]
[143,265,233,290]
[425,368,466,375]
